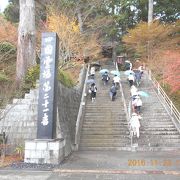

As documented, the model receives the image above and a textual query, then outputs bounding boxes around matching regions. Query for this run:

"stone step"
[140,118,172,121]
[85,106,124,109]
[138,141,180,146]
[87,95,122,99]
[5,111,37,118]
[142,116,170,119]
[142,121,174,125]
[94,95,122,98]
[141,127,178,131]
[84,115,126,118]
[82,130,128,134]
[81,134,130,139]
[84,117,125,120]
[142,108,165,111]
[141,111,167,114]
[140,131,179,135]
[84,116,127,119]
[86,104,123,107]
[84,111,125,114]
[82,125,128,129]
[79,146,132,151]
[82,124,127,128]
[135,146,180,151]
[84,112,125,115]
[13,98,23,104]
[141,125,175,128]
[140,134,180,139]
[141,113,169,116]
[6,104,34,111]
[81,131,129,135]
[142,103,164,106]
[139,138,180,143]
[86,100,123,104]
[84,116,125,119]
[80,138,130,144]
[83,122,128,125]
[24,93,32,99]
[79,142,129,147]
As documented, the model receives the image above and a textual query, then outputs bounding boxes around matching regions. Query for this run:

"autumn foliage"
[46,11,101,62]
[123,21,180,59]
[0,16,17,45]
[47,11,83,61]
[164,51,180,92]
[123,20,180,93]
[0,16,17,77]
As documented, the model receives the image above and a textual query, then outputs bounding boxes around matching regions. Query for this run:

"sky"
[0,0,9,12]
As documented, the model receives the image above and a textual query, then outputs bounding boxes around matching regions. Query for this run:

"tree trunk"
[147,0,153,62]
[112,43,117,64]
[148,0,153,25]
[77,7,83,33]
[16,0,36,85]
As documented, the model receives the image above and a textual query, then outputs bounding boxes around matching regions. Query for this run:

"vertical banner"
[37,32,59,139]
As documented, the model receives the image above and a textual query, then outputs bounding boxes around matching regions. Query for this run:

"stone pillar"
[24,32,64,164]
[37,32,59,139]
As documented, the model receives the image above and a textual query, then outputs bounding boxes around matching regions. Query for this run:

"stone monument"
[24,32,65,164]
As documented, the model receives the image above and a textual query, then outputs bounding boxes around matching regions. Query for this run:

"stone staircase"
[79,61,131,150]
[121,70,180,150]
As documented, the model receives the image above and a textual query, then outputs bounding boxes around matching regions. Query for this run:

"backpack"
[90,85,97,92]
[102,74,109,81]
[110,86,116,93]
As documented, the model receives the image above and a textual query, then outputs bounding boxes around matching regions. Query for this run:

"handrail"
[148,70,180,122]
[115,62,133,147]
[74,64,90,150]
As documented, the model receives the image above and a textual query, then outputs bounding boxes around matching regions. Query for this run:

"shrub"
[24,65,40,88]
[0,72,10,82]
[0,42,16,54]
[57,69,75,88]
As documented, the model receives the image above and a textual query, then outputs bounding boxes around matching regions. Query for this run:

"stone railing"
[74,64,90,150]
[115,63,134,147]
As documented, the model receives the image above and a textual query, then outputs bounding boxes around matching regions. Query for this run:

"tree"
[0,16,17,44]
[3,0,19,23]
[3,0,49,24]
[47,11,82,61]
[47,10,101,62]
[123,21,179,58]
[49,0,107,58]
[148,0,153,24]
[122,20,180,92]
[154,0,180,22]
[163,51,180,92]
[16,0,36,85]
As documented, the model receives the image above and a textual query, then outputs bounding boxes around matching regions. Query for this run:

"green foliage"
[0,42,16,53]
[154,0,180,22]
[14,144,24,158]
[0,135,3,144]
[57,69,75,88]
[3,2,19,23]
[23,65,40,90]
[0,72,10,82]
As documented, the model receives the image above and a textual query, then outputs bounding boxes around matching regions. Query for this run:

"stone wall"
[0,89,38,153]
[0,64,87,155]
[56,83,81,156]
